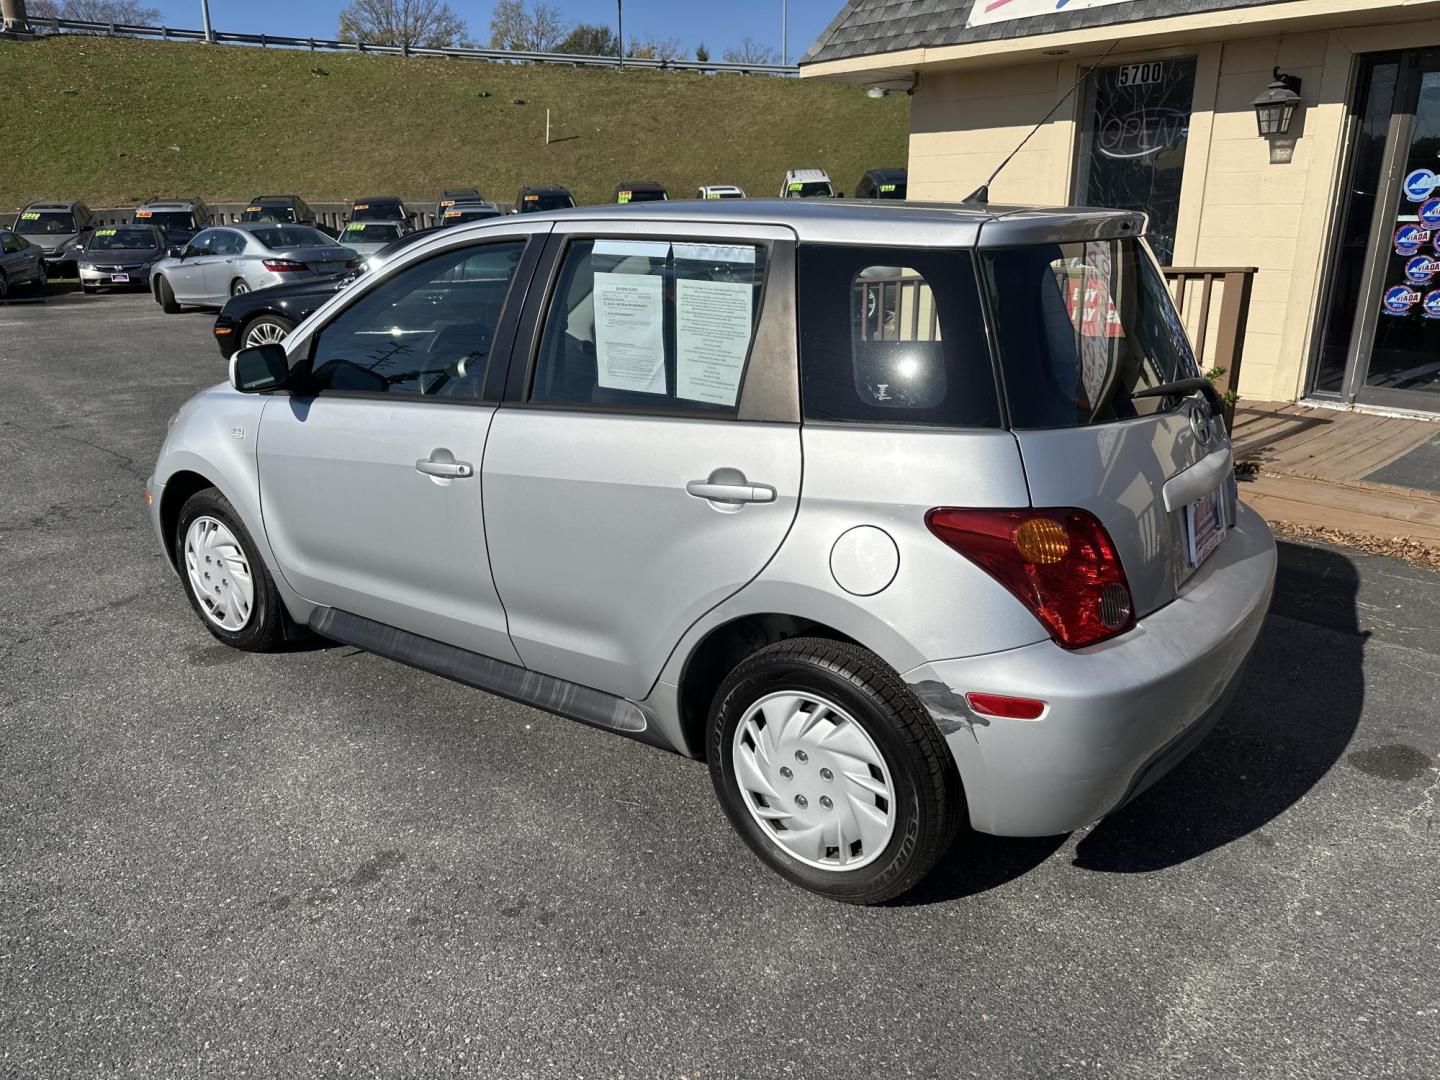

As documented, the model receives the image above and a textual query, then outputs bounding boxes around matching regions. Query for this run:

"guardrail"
[0,201,515,233]
[10,16,799,76]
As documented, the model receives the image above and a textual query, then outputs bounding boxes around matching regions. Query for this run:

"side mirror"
[168,246,185,259]
[229,344,290,393]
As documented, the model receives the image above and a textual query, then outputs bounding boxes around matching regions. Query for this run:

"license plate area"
[110,274,130,283]
[1184,486,1227,570]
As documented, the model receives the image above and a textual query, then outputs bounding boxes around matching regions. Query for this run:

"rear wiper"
[1130,377,1225,415]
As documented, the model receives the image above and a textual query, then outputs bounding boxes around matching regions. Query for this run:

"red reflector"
[925,507,1135,649]
[262,259,306,272]
[965,693,1046,720]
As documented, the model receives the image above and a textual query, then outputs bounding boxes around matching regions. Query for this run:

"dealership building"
[802,0,1440,414]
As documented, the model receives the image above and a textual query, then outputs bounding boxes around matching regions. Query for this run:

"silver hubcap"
[232,281,249,295]
[183,516,255,631]
[732,691,896,871]
[244,320,288,346]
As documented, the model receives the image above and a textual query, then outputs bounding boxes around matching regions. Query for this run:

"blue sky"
[147,1,840,63]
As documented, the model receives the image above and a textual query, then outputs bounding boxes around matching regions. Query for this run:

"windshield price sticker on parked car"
[879,184,897,193]
[346,222,367,231]
[20,212,39,221]
[95,229,117,237]
[246,206,262,213]
[135,210,152,218]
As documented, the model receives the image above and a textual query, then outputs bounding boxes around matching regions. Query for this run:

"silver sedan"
[150,223,358,313]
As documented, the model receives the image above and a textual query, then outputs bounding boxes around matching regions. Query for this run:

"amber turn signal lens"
[1013,517,1069,564]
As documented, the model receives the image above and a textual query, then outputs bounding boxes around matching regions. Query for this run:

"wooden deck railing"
[1161,265,1257,429]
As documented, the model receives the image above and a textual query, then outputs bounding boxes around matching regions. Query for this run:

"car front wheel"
[708,637,963,904]
[34,262,48,292]
[175,487,290,652]
[242,314,293,348]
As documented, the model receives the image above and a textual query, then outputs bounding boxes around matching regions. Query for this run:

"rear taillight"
[925,507,1135,649]
[262,259,306,272]
[344,257,361,269]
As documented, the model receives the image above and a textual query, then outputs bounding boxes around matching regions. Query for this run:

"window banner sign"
[967,0,1139,29]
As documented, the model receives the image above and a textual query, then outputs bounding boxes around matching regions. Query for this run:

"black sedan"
[211,226,441,357]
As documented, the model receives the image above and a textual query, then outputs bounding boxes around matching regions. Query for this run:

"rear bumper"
[903,501,1276,837]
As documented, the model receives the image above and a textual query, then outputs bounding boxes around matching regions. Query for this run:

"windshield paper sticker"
[594,270,666,395]
[94,229,117,236]
[20,212,39,220]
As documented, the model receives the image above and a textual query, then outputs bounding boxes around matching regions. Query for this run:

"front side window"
[530,238,768,413]
[3,233,26,253]
[981,237,1198,428]
[307,240,526,400]
[184,231,218,256]
[16,211,76,235]
[798,245,999,427]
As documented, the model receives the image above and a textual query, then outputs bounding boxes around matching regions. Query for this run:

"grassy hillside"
[0,36,908,208]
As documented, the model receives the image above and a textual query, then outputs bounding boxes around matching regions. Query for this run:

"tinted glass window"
[351,202,405,222]
[343,223,405,244]
[519,193,574,212]
[617,189,666,203]
[251,226,335,249]
[185,231,217,255]
[3,233,22,252]
[981,237,1199,428]
[785,182,832,198]
[308,241,526,399]
[443,208,501,225]
[798,245,999,427]
[242,205,297,223]
[16,211,76,235]
[135,210,198,231]
[531,239,767,413]
[88,228,160,251]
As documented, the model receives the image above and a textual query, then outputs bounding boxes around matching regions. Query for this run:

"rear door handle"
[415,458,474,479]
[685,480,776,504]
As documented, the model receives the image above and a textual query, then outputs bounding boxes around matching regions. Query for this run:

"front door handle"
[686,479,776,504]
[415,458,474,479]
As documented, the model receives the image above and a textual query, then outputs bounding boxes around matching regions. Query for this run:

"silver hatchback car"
[146,201,1276,903]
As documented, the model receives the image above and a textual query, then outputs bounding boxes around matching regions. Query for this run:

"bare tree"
[489,0,568,53]
[28,0,161,29]
[627,35,682,62]
[723,36,778,65]
[337,0,470,49]
[557,23,618,57]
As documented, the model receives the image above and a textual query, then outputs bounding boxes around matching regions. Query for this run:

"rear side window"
[529,238,767,414]
[798,245,1000,428]
[981,238,1198,428]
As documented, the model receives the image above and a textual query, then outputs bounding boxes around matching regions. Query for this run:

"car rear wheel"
[157,275,180,313]
[242,314,293,348]
[175,487,290,652]
[230,278,250,297]
[707,637,963,904]
[34,262,48,292]
[0,271,9,300]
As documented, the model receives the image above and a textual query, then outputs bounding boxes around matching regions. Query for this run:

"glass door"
[1335,50,1440,410]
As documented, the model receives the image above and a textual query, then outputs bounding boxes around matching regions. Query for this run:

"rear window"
[135,210,197,231]
[343,223,404,244]
[519,193,574,212]
[981,238,1198,429]
[251,226,336,249]
[798,245,1000,428]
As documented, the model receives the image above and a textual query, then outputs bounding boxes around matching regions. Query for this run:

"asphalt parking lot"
[2,289,1438,1079]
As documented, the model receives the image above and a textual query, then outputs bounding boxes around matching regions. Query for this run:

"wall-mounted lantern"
[1253,68,1303,137]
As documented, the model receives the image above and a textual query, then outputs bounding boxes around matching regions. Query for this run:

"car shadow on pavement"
[1072,539,1365,873]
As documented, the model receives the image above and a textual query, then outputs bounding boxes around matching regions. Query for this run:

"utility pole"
[616,0,623,69]
[200,0,214,42]
[782,0,787,65]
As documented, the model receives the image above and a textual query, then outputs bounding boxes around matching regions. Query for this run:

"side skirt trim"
[310,607,660,742]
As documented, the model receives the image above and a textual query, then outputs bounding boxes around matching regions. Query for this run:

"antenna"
[963,39,1121,205]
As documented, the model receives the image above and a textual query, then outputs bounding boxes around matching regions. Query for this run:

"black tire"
[80,282,94,295]
[707,637,963,904]
[240,313,293,349]
[33,262,48,293]
[157,275,180,313]
[174,487,291,652]
[230,278,250,297]
[0,270,9,300]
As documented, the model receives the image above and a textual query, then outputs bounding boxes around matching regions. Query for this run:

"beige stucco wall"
[904,19,1440,403]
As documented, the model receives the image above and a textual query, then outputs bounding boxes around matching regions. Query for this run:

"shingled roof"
[802,0,1287,65]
